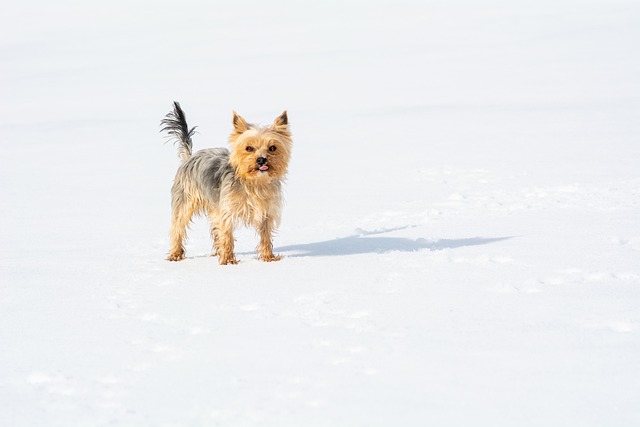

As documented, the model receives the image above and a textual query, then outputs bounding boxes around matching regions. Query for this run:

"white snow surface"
[2,0,640,425]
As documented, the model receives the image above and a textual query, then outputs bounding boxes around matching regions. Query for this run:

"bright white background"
[1,1,639,425]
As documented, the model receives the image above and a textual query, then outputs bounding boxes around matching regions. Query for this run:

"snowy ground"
[1,0,640,426]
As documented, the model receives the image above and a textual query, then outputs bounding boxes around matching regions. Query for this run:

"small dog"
[160,102,292,264]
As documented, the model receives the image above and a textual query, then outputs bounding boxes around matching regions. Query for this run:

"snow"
[1,0,640,425]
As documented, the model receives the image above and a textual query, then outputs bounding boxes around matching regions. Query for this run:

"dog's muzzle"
[256,156,269,171]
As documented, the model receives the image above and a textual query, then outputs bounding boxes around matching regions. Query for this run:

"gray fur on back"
[171,148,235,211]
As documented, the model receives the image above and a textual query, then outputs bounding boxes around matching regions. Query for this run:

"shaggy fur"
[161,102,292,264]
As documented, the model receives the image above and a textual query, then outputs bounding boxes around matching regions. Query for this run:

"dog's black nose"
[256,156,267,166]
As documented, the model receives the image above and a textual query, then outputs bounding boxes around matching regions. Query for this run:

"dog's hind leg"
[168,195,195,261]
[207,208,221,257]
[257,216,281,262]
[212,214,237,265]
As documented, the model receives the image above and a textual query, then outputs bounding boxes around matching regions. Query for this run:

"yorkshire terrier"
[160,102,292,264]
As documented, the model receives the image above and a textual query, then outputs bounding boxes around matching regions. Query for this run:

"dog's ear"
[232,111,249,133]
[273,111,288,129]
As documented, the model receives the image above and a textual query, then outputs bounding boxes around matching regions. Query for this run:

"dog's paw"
[167,251,185,262]
[218,254,239,265]
[260,253,282,262]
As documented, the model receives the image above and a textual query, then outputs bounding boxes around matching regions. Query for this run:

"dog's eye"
[246,146,255,152]
[268,146,277,152]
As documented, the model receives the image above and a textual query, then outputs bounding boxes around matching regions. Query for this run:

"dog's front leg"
[257,216,281,262]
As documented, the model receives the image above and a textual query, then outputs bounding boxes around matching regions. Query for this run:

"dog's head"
[229,111,292,183]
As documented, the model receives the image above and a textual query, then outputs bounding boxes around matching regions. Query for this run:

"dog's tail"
[161,101,196,161]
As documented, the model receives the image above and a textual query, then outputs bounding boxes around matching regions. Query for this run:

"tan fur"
[166,109,292,265]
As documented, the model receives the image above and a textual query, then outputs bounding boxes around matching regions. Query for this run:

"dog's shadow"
[275,227,512,257]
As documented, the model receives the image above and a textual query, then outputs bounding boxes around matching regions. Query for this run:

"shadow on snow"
[275,228,512,258]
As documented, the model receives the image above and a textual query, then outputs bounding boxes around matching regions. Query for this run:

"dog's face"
[229,111,292,183]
